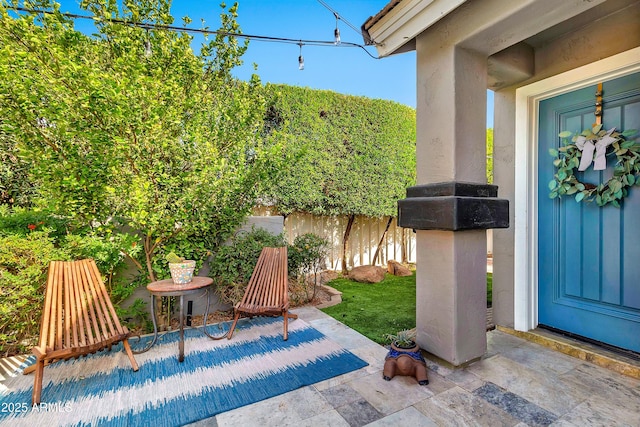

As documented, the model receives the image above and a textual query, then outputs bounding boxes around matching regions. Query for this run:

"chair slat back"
[39,259,126,352]
[239,247,288,311]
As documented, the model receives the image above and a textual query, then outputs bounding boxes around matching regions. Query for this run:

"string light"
[298,43,304,70]
[7,5,380,70]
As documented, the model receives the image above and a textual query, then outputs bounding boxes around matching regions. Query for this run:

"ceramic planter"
[169,260,196,284]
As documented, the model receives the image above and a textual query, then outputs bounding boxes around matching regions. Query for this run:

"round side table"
[134,276,228,362]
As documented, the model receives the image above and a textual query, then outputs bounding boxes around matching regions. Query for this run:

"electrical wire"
[7,5,380,59]
[316,0,364,38]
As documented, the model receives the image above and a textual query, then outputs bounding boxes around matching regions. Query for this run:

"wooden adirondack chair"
[24,259,139,405]
[227,247,298,340]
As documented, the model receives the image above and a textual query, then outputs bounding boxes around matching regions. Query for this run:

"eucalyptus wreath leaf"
[622,140,635,149]
[575,192,585,202]
[566,187,578,195]
[592,124,603,134]
[570,157,580,168]
[610,180,622,193]
[548,180,558,190]
[558,131,573,138]
[549,148,559,157]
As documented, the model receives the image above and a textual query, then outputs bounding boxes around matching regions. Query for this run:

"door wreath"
[548,124,639,207]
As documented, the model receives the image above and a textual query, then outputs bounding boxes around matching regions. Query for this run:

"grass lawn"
[487,272,493,306]
[321,272,493,345]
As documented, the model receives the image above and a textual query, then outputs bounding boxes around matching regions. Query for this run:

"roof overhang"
[363,0,638,90]
[362,0,467,57]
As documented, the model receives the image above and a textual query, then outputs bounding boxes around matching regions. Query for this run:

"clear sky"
[48,0,494,127]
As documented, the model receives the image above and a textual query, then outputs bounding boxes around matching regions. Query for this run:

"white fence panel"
[252,208,416,271]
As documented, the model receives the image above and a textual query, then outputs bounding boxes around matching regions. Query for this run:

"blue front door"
[538,71,640,353]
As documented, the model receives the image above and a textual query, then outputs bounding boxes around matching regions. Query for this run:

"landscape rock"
[304,270,339,286]
[387,260,413,277]
[348,265,386,283]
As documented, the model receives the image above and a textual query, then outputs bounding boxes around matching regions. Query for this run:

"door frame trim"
[513,47,640,331]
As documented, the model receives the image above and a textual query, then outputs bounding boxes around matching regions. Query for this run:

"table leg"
[178,295,184,362]
[132,294,159,354]
[201,287,230,340]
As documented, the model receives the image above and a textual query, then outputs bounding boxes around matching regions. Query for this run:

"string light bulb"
[144,29,152,57]
[144,39,152,57]
[334,13,341,45]
[298,43,304,70]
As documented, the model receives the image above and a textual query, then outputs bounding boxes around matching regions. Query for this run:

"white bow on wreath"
[575,127,617,171]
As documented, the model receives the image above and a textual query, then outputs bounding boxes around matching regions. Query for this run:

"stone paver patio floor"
[187,306,640,427]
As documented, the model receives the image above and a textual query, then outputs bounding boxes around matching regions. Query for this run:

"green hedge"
[262,84,416,218]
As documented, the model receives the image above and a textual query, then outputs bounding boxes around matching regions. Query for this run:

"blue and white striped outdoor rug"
[0,317,368,426]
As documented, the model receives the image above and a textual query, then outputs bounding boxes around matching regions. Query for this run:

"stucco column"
[492,89,516,327]
[415,35,488,365]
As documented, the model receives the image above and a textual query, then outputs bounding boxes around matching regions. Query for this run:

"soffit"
[523,0,640,49]
[488,0,640,89]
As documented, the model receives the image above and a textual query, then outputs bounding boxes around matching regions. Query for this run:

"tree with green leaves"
[487,128,494,184]
[0,0,287,281]
[262,85,416,271]
[0,131,34,208]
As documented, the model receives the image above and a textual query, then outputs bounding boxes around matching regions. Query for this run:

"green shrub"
[62,233,139,298]
[0,207,74,241]
[117,297,152,334]
[0,232,68,356]
[288,233,330,303]
[209,227,286,305]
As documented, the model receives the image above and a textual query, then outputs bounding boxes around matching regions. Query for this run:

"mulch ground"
[167,286,333,329]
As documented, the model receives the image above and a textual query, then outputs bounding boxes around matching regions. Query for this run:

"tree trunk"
[143,234,156,282]
[143,235,166,328]
[372,216,394,266]
[341,215,356,273]
[401,228,408,263]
